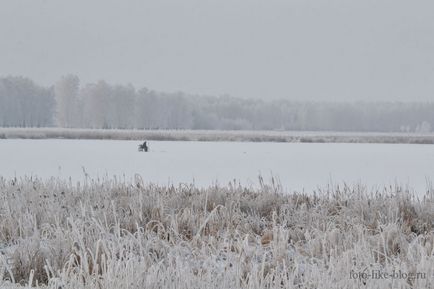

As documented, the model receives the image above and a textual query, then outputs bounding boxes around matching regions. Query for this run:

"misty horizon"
[1,74,434,132]
[1,0,434,102]
[2,73,434,105]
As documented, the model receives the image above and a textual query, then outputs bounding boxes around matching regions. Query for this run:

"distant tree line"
[0,75,433,132]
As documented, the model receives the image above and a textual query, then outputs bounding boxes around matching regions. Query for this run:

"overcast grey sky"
[1,0,433,101]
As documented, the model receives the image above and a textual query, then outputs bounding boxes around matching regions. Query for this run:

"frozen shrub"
[0,177,433,288]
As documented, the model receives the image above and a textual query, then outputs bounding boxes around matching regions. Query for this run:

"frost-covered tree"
[54,75,80,127]
[3,75,434,132]
[110,84,136,129]
[416,121,432,133]
[0,76,54,127]
[134,88,161,129]
[164,92,193,129]
[81,81,112,129]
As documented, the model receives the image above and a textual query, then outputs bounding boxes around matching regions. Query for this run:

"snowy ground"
[1,139,434,194]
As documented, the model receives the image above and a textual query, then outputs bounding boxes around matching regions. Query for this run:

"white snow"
[1,139,434,194]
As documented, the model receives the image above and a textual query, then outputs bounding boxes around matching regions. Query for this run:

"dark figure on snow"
[138,141,149,152]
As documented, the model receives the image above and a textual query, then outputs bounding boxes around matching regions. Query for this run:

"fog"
[1,0,433,101]
[1,76,433,132]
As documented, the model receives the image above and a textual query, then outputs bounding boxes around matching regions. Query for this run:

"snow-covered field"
[1,139,434,288]
[1,139,434,194]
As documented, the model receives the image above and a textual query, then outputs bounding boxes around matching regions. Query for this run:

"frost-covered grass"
[0,176,434,288]
[2,127,434,144]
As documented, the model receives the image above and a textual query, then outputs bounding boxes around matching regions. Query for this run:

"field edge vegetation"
[0,177,433,288]
[2,127,434,144]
